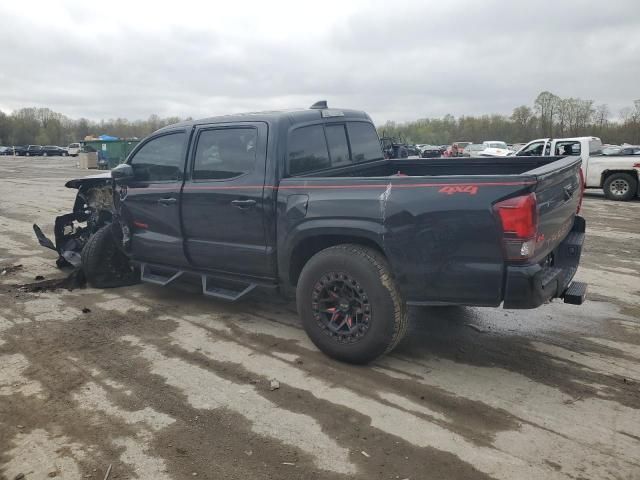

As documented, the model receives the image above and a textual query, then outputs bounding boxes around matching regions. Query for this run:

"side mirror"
[111,163,134,183]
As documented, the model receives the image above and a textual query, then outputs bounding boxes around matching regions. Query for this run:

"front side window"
[519,141,544,156]
[288,125,330,175]
[347,122,383,163]
[193,128,257,180]
[129,132,186,182]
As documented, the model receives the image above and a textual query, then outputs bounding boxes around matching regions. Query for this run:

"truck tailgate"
[530,157,582,261]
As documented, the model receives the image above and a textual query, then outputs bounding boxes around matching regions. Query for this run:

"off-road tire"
[81,223,138,288]
[296,244,408,364]
[603,173,638,201]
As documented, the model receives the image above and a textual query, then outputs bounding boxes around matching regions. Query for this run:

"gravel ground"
[0,155,639,480]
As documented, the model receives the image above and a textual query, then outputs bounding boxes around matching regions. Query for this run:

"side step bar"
[202,276,256,302]
[140,264,183,286]
[139,263,257,302]
[562,281,587,305]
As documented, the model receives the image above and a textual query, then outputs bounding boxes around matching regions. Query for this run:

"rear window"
[347,122,383,163]
[325,125,350,168]
[288,121,382,176]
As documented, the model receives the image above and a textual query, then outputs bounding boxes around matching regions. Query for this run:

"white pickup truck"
[515,136,640,201]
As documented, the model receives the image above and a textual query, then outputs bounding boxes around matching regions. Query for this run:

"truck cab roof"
[157,105,373,132]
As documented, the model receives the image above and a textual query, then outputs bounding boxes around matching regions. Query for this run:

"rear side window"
[129,132,186,182]
[555,141,581,156]
[325,125,350,167]
[288,125,330,175]
[347,122,383,162]
[193,128,257,180]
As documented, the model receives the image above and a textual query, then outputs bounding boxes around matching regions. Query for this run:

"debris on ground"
[103,464,112,480]
[269,379,280,391]
[13,474,25,480]
[35,275,45,281]
[361,451,370,458]
[282,462,295,466]
[18,269,86,293]
[0,264,23,276]
[82,307,91,314]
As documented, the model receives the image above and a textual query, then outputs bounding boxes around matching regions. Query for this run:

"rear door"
[121,130,190,267]
[180,122,272,278]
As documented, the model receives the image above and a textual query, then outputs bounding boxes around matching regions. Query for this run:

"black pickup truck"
[34,102,587,363]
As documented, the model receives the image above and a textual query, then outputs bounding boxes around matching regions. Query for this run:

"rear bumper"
[503,216,586,309]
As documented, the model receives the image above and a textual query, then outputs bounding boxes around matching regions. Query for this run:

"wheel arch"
[284,226,386,287]
[600,169,640,188]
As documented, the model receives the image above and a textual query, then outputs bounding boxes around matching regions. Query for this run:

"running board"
[202,275,256,302]
[140,263,183,286]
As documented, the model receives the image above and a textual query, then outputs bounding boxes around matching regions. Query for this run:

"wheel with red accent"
[296,244,407,364]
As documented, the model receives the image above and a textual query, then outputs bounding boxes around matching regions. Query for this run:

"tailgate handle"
[563,185,576,200]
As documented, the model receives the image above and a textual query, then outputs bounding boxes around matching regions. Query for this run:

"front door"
[180,122,273,278]
[121,130,189,267]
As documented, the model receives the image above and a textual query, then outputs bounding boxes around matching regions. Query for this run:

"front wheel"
[296,244,408,364]
[42,152,48,156]
[603,173,638,201]
[81,223,138,288]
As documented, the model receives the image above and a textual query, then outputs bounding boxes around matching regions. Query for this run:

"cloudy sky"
[1,0,639,124]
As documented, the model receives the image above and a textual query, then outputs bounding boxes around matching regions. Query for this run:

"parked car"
[602,145,640,156]
[515,136,640,201]
[444,141,472,157]
[67,143,81,157]
[34,102,587,364]
[12,145,26,156]
[419,145,442,158]
[41,145,69,157]
[25,145,43,156]
[0,146,13,155]
[461,144,484,157]
[478,141,511,157]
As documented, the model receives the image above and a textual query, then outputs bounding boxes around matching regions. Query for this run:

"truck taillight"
[493,193,538,260]
[577,168,585,214]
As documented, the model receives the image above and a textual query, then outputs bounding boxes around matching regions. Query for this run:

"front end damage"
[33,174,128,269]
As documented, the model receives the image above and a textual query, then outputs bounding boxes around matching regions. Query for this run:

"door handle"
[158,197,177,206]
[231,199,256,209]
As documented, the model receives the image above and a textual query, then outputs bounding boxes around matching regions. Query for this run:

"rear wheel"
[603,173,637,201]
[43,152,48,156]
[296,244,408,364]
[81,223,138,288]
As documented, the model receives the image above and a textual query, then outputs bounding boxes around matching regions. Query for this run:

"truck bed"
[293,156,568,178]
[278,155,583,308]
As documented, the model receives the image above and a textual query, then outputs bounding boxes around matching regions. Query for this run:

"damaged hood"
[65,172,112,189]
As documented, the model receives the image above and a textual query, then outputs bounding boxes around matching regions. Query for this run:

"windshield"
[485,142,507,149]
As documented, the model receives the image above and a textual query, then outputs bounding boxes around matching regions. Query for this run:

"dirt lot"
[1,155,639,480]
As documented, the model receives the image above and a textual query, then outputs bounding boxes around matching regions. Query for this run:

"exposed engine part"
[33,183,117,268]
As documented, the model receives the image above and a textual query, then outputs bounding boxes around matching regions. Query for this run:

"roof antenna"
[310,100,328,109]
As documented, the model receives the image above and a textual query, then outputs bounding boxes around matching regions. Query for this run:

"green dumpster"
[82,139,140,169]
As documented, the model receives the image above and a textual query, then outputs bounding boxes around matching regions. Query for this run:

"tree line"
[378,92,640,146]
[0,108,186,146]
[1,91,639,147]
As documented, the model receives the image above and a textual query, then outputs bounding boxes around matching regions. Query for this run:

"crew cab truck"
[34,102,588,364]
[515,136,640,201]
